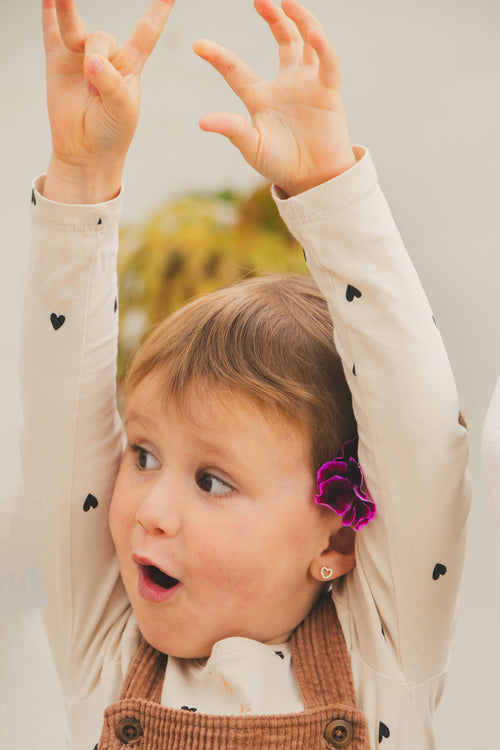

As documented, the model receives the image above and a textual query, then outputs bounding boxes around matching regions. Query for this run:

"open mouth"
[133,554,181,603]
[144,565,179,590]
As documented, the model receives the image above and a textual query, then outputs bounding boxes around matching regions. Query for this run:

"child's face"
[110,374,336,659]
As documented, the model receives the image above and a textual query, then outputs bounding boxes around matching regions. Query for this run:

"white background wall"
[1,0,499,746]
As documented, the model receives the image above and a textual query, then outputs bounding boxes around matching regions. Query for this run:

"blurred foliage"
[117,182,306,380]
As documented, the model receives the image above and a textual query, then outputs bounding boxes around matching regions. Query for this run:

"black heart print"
[83,494,98,512]
[432,563,447,580]
[378,722,390,742]
[50,313,66,331]
[346,284,362,302]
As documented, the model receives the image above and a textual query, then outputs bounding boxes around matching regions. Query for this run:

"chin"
[130,609,211,659]
[144,628,212,660]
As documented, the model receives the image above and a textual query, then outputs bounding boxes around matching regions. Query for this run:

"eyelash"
[129,443,159,470]
[196,471,235,497]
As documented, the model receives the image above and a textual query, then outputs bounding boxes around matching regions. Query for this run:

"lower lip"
[137,567,181,603]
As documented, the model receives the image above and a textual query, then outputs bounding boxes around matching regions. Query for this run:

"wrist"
[43,153,123,204]
[285,147,358,198]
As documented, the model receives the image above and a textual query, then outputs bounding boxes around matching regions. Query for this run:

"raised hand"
[194,0,356,197]
[42,0,175,203]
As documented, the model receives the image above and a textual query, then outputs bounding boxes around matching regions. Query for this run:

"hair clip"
[315,437,376,531]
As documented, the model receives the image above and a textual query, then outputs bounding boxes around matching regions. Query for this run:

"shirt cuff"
[31,174,123,230]
[271,146,378,226]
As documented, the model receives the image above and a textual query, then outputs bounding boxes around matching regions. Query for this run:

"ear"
[310,525,356,583]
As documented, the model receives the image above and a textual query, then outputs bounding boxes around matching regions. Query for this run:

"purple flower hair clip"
[315,437,376,531]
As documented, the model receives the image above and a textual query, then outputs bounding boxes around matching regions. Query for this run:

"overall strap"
[291,593,357,709]
[119,637,166,703]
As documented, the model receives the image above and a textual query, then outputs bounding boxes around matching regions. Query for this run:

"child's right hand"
[42,0,175,204]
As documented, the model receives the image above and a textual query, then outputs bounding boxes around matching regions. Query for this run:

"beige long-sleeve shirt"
[18,150,470,749]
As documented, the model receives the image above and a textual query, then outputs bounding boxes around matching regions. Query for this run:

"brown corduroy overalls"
[98,594,370,750]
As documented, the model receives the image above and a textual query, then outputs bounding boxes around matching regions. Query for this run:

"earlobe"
[310,526,356,583]
[320,566,334,581]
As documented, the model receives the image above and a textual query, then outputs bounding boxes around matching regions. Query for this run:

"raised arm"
[16,2,175,739]
[195,4,470,745]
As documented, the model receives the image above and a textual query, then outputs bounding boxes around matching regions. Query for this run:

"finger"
[85,53,134,116]
[122,0,176,73]
[307,25,341,90]
[85,29,120,64]
[281,0,322,67]
[253,0,302,68]
[54,0,87,53]
[194,40,260,106]
[84,31,122,98]
[199,112,260,164]
[42,0,62,54]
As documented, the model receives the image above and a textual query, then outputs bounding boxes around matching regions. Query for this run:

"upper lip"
[132,553,176,579]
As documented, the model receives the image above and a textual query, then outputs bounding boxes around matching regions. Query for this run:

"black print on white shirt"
[432,563,447,580]
[83,494,99,512]
[181,706,198,712]
[352,364,357,376]
[275,650,285,659]
[114,297,118,314]
[97,217,102,225]
[346,284,362,302]
[50,313,66,330]
[378,722,390,742]
[31,189,36,206]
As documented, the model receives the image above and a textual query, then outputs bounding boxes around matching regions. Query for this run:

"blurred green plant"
[117,182,306,380]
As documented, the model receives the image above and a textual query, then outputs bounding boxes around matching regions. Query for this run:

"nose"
[135,475,182,537]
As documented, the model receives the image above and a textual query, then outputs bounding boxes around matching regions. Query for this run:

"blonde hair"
[125,274,356,472]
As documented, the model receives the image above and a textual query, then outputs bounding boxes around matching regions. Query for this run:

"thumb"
[85,53,132,113]
[199,112,261,168]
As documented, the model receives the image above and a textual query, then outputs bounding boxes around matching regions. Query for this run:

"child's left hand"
[194,0,356,197]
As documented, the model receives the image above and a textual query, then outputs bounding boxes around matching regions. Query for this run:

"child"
[20,0,470,747]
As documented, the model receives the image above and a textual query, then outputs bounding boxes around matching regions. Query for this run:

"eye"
[131,444,161,471]
[197,472,234,496]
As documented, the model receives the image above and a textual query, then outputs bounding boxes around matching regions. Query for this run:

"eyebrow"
[124,412,157,429]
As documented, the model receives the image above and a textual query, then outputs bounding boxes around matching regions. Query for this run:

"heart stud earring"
[321,566,334,581]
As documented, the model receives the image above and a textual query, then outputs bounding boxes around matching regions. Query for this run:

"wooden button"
[324,718,353,748]
[115,717,144,745]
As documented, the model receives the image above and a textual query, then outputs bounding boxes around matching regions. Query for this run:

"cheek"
[191,516,288,594]
[108,495,123,553]
[187,518,263,586]
[109,479,135,553]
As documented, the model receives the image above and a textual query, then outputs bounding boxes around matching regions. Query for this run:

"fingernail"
[87,55,103,75]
